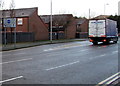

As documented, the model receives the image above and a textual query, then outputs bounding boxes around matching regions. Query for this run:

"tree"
[52,15,67,39]
[74,16,87,19]
[9,0,15,17]
[52,15,67,27]
[108,15,120,33]
[0,0,4,10]
[9,0,15,10]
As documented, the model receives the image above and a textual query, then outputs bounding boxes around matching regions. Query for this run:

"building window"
[17,18,23,25]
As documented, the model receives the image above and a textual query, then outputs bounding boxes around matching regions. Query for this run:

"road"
[1,40,119,85]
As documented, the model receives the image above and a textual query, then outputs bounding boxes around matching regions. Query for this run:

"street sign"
[3,18,16,28]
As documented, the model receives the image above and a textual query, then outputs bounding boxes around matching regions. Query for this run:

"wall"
[16,17,29,32]
[79,20,88,32]
[29,10,49,40]
[65,18,77,39]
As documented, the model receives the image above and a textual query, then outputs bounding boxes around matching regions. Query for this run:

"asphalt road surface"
[1,40,119,85]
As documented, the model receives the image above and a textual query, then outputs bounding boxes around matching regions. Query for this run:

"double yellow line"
[96,72,120,86]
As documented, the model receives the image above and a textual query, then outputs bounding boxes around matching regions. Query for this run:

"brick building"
[40,14,77,39]
[76,18,89,38]
[1,7,48,42]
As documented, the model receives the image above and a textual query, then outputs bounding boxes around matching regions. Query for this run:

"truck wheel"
[114,41,117,43]
[103,41,109,44]
[93,42,98,45]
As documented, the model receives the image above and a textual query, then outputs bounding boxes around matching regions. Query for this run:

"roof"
[40,14,73,23]
[90,15,110,20]
[76,18,87,25]
[0,7,38,18]
[40,15,50,23]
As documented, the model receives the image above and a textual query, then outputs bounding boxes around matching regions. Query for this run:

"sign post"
[3,18,16,48]
[4,28,6,46]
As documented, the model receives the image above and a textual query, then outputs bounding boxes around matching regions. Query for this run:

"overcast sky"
[3,0,120,18]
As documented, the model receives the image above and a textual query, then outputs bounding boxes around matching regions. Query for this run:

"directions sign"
[3,18,16,28]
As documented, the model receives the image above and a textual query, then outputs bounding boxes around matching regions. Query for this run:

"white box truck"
[89,19,118,45]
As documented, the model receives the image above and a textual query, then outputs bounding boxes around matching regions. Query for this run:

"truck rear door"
[89,20,105,37]
[97,20,106,37]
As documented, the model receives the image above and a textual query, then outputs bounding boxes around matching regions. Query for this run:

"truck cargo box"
[89,19,118,44]
[89,19,118,37]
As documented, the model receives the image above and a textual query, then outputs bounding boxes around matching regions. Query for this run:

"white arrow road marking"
[0,76,23,83]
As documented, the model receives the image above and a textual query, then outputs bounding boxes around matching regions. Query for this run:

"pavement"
[2,40,119,85]
[1,39,87,51]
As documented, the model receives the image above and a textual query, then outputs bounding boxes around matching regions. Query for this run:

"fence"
[49,32,65,40]
[2,32,35,44]
[76,32,88,38]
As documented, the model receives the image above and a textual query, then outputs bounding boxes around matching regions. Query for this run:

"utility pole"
[104,3,109,15]
[50,0,53,43]
[0,0,6,46]
[3,11,7,47]
[89,8,91,19]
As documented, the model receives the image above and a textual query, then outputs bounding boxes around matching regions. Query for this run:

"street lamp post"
[104,3,109,15]
[50,0,53,43]
[89,8,91,19]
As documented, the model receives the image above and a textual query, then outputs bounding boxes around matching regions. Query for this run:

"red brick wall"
[65,18,77,39]
[29,10,49,40]
[79,20,88,32]
[16,17,29,32]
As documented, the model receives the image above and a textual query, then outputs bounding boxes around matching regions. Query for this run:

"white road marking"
[112,51,118,54]
[89,54,106,60]
[0,76,23,83]
[105,75,120,84]
[45,61,79,71]
[44,48,54,51]
[96,72,120,86]
[81,49,89,52]
[99,54,106,57]
[0,58,33,65]
[43,44,84,52]
[3,53,26,57]
[98,47,102,49]
[47,49,90,56]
